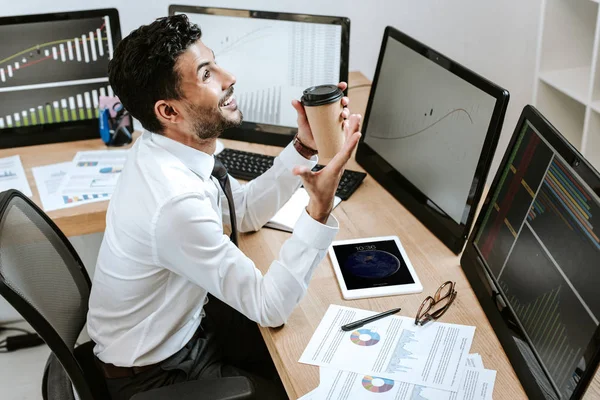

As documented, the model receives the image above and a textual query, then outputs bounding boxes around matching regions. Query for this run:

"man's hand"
[292,114,362,223]
[291,82,350,152]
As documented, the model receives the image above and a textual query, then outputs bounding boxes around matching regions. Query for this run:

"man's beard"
[186,100,243,141]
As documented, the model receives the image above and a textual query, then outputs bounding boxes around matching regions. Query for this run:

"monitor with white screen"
[356,26,509,254]
[169,5,350,146]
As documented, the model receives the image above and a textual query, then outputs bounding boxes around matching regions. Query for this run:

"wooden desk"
[1,72,597,399]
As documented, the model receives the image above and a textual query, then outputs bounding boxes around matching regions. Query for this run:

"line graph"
[214,26,273,56]
[369,108,474,141]
[0,37,108,83]
[0,15,114,130]
[187,14,342,128]
[0,24,104,66]
[385,329,418,374]
[0,15,113,89]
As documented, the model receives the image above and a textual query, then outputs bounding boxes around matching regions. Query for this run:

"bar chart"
[0,82,112,129]
[0,15,115,130]
[236,86,282,125]
[0,15,113,88]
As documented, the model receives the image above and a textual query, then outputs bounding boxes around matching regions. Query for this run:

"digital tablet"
[328,236,423,300]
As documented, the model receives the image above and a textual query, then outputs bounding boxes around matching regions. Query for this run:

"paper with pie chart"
[299,305,476,391]
[312,354,495,400]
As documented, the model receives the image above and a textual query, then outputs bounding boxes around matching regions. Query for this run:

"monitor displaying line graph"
[177,10,342,129]
[364,38,497,225]
[0,10,119,134]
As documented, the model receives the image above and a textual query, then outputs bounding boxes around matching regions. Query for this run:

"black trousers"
[104,295,288,400]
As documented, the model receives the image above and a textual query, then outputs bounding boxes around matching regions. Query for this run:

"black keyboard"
[217,148,366,200]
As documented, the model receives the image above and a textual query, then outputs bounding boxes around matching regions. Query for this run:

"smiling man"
[86,15,361,400]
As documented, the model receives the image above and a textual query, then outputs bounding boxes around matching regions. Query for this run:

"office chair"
[0,190,254,400]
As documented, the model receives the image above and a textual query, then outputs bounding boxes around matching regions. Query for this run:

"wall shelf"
[539,67,590,105]
[534,0,600,171]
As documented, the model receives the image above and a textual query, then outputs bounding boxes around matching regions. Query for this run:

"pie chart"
[350,328,381,346]
[362,375,395,393]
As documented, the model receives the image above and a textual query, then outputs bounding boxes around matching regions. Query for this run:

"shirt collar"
[149,131,215,181]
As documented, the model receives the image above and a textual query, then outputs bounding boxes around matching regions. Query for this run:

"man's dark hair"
[108,15,202,134]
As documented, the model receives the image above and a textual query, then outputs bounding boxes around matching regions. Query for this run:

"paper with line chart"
[181,12,341,128]
[364,39,497,224]
[0,15,115,129]
[299,305,475,392]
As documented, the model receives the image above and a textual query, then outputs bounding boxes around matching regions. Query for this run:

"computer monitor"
[355,26,509,254]
[169,5,350,146]
[0,9,122,148]
[462,105,600,399]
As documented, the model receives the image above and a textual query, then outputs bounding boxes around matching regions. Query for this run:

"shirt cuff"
[278,142,317,173]
[293,208,339,250]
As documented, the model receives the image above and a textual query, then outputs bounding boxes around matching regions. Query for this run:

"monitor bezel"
[355,25,510,254]
[169,4,350,147]
[461,105,600,399]
[0,8,122,149]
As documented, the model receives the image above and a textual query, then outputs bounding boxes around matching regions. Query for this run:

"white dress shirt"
[87,131,338,367]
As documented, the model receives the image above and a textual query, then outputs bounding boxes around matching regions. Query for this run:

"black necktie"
[211,158,238,246]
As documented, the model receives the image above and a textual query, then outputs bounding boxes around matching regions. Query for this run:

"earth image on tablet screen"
[344,250,400,279]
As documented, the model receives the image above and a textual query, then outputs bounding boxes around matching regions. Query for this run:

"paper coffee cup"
[301,85,344,162]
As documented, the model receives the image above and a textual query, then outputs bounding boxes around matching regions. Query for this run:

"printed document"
[299,305,475,391]
[32,162,110,211]
[58,150,128,200]
[0,155,32,196]
[312,354,495,400]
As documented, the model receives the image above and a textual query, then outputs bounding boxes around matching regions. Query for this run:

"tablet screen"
[332,239,415,290]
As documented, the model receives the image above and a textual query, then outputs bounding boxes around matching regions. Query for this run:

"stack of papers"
[298,305,497,400]
[33,150,129,212]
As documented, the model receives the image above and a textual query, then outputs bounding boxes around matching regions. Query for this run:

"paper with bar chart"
[182,12,341,128]
[299,305,475,392]
[32,162,111,211]
[57,150,128,203]
[0,15,114,129]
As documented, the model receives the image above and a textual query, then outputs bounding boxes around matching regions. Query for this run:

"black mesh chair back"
[0,189,254,400]
[0,190,97,399]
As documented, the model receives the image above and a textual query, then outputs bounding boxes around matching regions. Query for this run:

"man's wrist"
[306,202,331,224]
[293,133,318,160]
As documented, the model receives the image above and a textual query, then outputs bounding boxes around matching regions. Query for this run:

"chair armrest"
[130,376,254,400]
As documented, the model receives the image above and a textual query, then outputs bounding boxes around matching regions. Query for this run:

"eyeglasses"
[415,281,457,326]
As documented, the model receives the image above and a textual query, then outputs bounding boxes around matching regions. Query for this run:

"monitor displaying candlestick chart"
[0,9,121,147]
[472,108,600,399]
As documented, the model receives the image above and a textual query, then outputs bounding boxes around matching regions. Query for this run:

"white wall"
[2,0,542,175]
